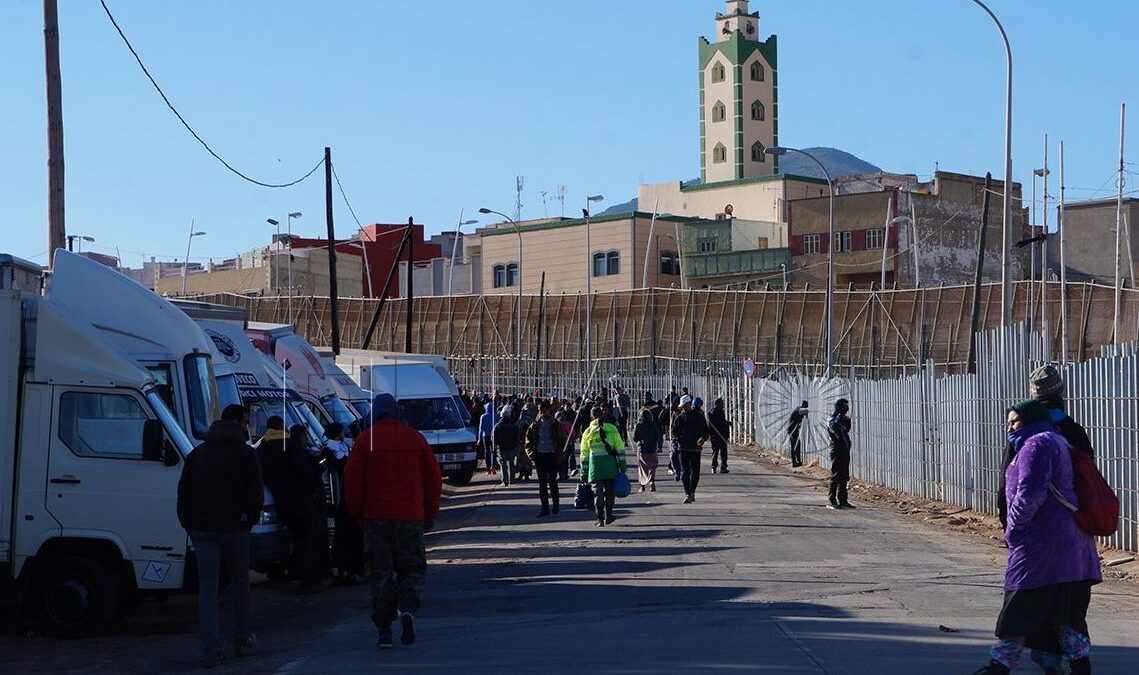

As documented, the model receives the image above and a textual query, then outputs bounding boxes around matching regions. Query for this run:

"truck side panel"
[0,293,21,562]
[12,383,61,576]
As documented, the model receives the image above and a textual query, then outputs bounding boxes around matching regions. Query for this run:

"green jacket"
[579,419,627,483]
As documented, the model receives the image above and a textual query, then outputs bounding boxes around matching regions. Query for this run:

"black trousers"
[789,430,802,465]
[828,450,850,504]
[710,437,728,470]
[535,454,561,512]
[593,478,615,522]
[679,449,702,495]
[280,500,320,585]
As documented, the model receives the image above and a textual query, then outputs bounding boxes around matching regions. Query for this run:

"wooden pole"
[406,217,415,353]
[44,0,66,266]
[967,173,993,373]
[324,148,342,354]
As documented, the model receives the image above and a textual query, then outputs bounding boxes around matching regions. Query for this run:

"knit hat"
[693,397,704,409]
[1008,399,1051,426]
[679,395,693,407]
[1029,364,1065,401]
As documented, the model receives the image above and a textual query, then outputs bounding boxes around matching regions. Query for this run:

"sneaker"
[605,516,615,525]
[201,651,227,669]
[683,494,694,504]
[537,510,550,518]
[721,467,730,474]
[399,612,416,646]
[711,466,718,473]
[969,662,1010,675]
[234,632,258,657]
[826,502,840,510]
[650,484,656,492]
[377,628,394,648]
[839,502,856,509]
[638,485,646,493]
[595,520,605,527]
[570,469,580,477]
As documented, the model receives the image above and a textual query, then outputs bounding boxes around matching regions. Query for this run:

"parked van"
[1,253,202,635]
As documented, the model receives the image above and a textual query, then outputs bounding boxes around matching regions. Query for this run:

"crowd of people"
[176,363,1106,673]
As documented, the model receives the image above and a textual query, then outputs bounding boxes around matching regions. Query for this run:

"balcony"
[685,247,790,279]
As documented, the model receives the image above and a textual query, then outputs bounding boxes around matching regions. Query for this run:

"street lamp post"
[968,0,1014,327]
[266,218,280,294]
[181,226,206,295]
[479,208,523,369]
[286,212,301,325]
[583,195,604,389]
[448,214,479,297]
[767,146,835,377]
[66,234,95,252]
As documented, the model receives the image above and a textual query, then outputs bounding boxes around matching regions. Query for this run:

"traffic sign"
[742,357,755,378]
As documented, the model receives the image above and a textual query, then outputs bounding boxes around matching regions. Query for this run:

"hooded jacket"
[256,427,323,508]
[671,409,710,450]
[579,419,627,482]
[345,394,442,522]
[177,421,264,533]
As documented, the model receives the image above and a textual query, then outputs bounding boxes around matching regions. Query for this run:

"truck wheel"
[448,470,475,486]
[37,556,119,638]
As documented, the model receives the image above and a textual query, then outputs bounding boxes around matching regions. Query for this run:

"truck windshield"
[399,396,467,431]
[319,393,358,428]
[246,398,307,440]
[215,373,242,411]
[145,388,194,458]
[349,399,371,419]
[184,354,220,440]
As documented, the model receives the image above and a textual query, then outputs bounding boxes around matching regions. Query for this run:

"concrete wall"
[1059,199,1139,282]
[639,176,828,224]
[157,265,269,296]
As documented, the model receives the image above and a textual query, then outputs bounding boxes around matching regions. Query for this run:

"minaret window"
[713,143,728,164]
[751,141,766,163]
[750,61,765,82]
[751,100,765,121]
[711,63,726,83]
[712,101,726,123]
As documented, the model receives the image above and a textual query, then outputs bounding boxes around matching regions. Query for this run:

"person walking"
[177,404,264,667]
[970,400,1101,675]
[671,395,710,504]
[615,386,632,443]
[993,365,1097,673]
[324,423,365,584]
[256,417,324,591]
[345,394,443,649]
[493,405,522,486]
[477,399,500,476]
[632,392,662,492]
[579,405,627,526]
[826,398,854,510]
[788,400,808,467]
[707,397,731,474]
[525,401,568,517]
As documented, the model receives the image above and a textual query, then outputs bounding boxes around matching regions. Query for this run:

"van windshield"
[216,373,242,411]
[184,354,220,440]
[399,396,467,431]
[319,393,358,428]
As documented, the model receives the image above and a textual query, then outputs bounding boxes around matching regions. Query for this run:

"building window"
[506,263,519,287]
[697,237,717,254]
[712,101,726,123]
[802,234,821,255]
[592,252,606,277]
[711,62,726,83]
[751,100,765,121]
[751,141,766,162]
[659,251,680,276]
[712,143,727,164]
[866,228,885,250]
[492,264,506,288]
[750,61,765,82]
[833,231,853,253]
[493,263,518,288]
[605,251,620,276]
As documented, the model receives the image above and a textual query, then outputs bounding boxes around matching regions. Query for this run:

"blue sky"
[3,0,1137,267]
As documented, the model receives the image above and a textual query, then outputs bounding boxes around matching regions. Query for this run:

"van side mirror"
[142,419,164,462]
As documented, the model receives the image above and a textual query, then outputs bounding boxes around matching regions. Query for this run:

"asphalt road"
[4,451,1138,673]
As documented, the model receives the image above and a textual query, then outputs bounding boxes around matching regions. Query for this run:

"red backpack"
[1049,448,1120,537]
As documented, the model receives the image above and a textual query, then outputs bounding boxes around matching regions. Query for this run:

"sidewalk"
[237,453,1139,674]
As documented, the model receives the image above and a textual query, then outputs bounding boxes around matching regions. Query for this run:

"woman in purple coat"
[972,400,1101,675]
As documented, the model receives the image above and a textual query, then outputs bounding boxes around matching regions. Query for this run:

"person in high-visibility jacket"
[579,406,628,527]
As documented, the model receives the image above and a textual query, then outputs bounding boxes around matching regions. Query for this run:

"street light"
[181,228,206,295]
[66,234,95,252]
[767,145,835,378]
[583,194,604,388]
[343,240,372,297]
[479,208,523,367]
[267,219,281,294]
[448,215,479,297]
[968,0,1014,327]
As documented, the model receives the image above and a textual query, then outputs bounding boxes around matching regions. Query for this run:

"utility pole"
[1059,140,1068,364]
[324,147,342,355]
[44,0,66,266]
[1041,134,1049,360]
[406,217,415,353]
[967,173,993,374]
[1114,103,1126,346]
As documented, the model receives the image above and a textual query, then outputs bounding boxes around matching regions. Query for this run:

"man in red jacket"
[345,393,442,649]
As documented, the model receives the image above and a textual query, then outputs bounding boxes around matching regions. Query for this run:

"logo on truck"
[205,328,241,363]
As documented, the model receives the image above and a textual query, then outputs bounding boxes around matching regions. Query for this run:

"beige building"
[639,173,829,224]
[700,0,777,183]
[478,212,693,296]
[157,245,363,298]
[1058,197,1139,282]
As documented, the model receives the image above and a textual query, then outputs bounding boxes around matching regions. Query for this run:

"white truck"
[0,253,198,636]
[338,352,478,485]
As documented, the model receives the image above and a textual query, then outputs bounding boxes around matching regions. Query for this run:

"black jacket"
[257,432,323,508]
[177,421,264,533]
[788,408,807,435]
[492,417,521,451]
[707,406,731,439]
[827,413,851,455]
[672,410,710,450]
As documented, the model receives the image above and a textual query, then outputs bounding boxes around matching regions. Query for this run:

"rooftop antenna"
[557,184,567,217]
[515,176,524,223]
[540,190,550,218]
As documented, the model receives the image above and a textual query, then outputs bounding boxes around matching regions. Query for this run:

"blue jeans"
[190,531,252,654]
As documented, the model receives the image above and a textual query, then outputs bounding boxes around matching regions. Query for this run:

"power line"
[330,163,363,229]
[99,0,322,189]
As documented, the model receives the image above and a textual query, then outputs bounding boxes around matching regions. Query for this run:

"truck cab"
[1,253,195,636]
